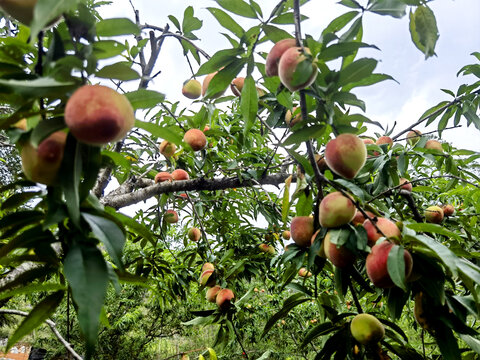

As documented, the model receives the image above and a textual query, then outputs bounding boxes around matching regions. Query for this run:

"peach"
[188,227,201,242]
[298,268,312,277]
[310,230,325,257]
[183,129,207,151]
[21,131,67,185]
[414,292,433,331]
[202,72,226,98]
[282,230,291,240]
[159,140,176,158]
[314,154,329,173]
[363,217,401,246]
[164,209,178,224]
[366,241,413,288]
[203,125,210,132]
[350,313,385,345]
[362,138,375,145]
[290,216,314,248]
[65,85,134,146]
[442,204,455,217]
[154,171,172,183]
[376,136,393,148]
[199,269,215,287]
[424,205,443,223]
[206,285,222,303]
[351,210,375,226]
[230,77,244,97]
[259,243,275,255]
[182,79,202,99]
[179,193,188,199]
[171,169,189,181]
[278,47,318,92]
[406,130,422,146]
[202,263,214,272]
[399,178,412,192]
[265,38,297,77]
[323,231,356,268]
[319,192,356,228]
[285,107,302,127]
[216,288,234,310]
[425,139,443,152]
[324,134,367,179]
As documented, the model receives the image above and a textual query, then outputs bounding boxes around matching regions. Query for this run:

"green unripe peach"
[188,227,201,242]
[425,139,443,152]
[406,130,421,146]
[159,140,176,158]
[424,205,444,224]
[259,243,275,255]
[182,79,201,99]
[164,210,178,224]
[350,313,385,345]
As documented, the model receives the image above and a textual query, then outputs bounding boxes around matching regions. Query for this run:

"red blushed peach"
[265,38,297,77]
[188,227,201,242]
[199,269,216,287]
[324,134,367,179]
[366,241,413,288]
[314,154,329,173]
[282,230,291,240]
[171,169,189,181]
[298,268,312,277]
[351,210,375,226]
[323,231,356,268]
[425,139,443,152]
[319,192,356,228]
[278,47,318,92]
[206,285,222,303]
[21,131,67,185]
[159,140,176,158]
[362,138,375,145]
[310,230,325,257]
[154,171,172,183]
[442,204,455,217]
[230,77,245,97]
[376,136,393,148]
[65,85,134,146]
[164,209,178,224]
[259,244,275,255]
[399,178,412,192]
[363,217,401,246]
[184,129,207,151]
[216,288,234,310]
[290,216,314,248]
[202,72,226,98]
[424,205,444,224]
[406,130,422,146]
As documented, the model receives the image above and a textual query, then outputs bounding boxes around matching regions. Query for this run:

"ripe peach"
[65,85,134,146]
[171,169,189,181]
[399,178,412,192]
[442,204,455,217]
[424,205,444,224]
[351,211,375,226]
[282,230,291,240]
[159,140,176,158]
[425,139,443,152]
[188,227,201,242]
[206,285,222,303]
[230,77,245,97]
[202,263,214,272]
[278,47,318,92]
[179,193,188,199]
[202,72,226,98]
[324,134,367,179]
[21,131,67,185]
[376,136,393,148]
[285,107,302,127]
[164,209,178,224]
[183,129,207,151]
[154,171,172,183]
[259,243,275,255]
[203,125,210,132]
[216,288,234,310]
[323,231,356,268]
[366,241,413,288]
[290,216,314,248]
[265,38,297,77]
[182,79,202,99]
[350,313,385,345]
[319,192,356,228]
[298,268,312,277]
[363,217,401,246]
[362,138,375,145]
[199,269,215,287]
[406,130,422,146]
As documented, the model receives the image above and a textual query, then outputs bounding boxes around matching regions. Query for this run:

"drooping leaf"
[409,5,438,58]
[96,18,140,37]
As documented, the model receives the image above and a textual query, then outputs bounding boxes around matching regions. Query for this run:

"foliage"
[0,0,479,359]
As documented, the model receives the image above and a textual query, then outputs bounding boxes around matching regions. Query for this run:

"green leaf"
[61,136,81,228]
[408,234,458,276]
[369,0,406,18]
[96,62,140,81]
[434,325,461,360]
[6,291,64,352]
[215,0,257,18]
[406,223,462,241]
[338,58,377,88]
[0,77,76,100]
[82,212,125,269]
[0,210,44,234]
[207,7,244,38]
[271,12,308,25]
[262,25,293,43]
[387,244,407,291]
[459,334,480,354]
[341,73,396,92]
[204,59,245,99]
[0,283,66,302]
[281,176,292,223]
[0,226,56,258]
[64,243,109,358]
[30,117,66,147]
[125,89,165,110]
[182,6,203,35]
[300,321,337,348]
[321,11,359,37]
[319,42,378,62]
[196,48,244,76]
[92,40,126,60]
[30,0,80,41]
[102,150,131,171]
[1,191,42,211]
[96,18,140,37]
[409,6,438,58]
[135,120,183,144]
[241,76,258,135]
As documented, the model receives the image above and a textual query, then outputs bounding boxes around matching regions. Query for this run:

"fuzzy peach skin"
[278,47,317,92]
[183,129,207,151]
[290,216,314,248]
[363,217,401,246]
[65,84,135,146]
[319,192,356,228]
[265,38,297,77]
[324,133,366,179]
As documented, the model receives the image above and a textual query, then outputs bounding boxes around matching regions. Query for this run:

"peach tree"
[0,0,479,359]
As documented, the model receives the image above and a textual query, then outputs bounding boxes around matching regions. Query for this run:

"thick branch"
[0,309,83,360]
[101,173,293,209]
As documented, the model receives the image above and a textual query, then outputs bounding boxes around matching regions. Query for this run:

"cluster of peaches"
[200,262,235,311]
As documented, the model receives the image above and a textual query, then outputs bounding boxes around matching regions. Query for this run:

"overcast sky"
[101,0,480,150]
